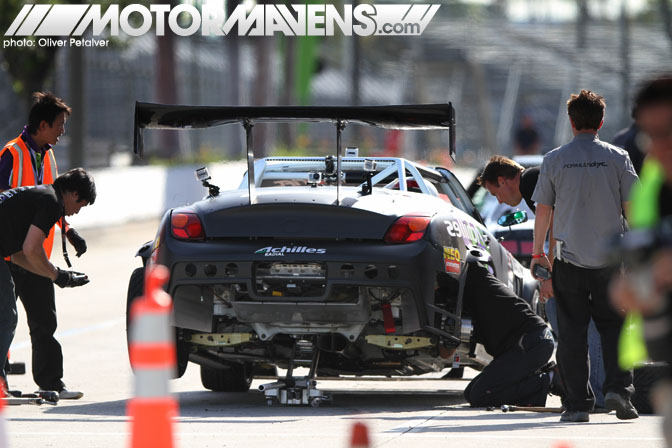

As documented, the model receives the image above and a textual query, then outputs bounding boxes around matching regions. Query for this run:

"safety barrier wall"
[65,161,475,230]
[65,161,248,229]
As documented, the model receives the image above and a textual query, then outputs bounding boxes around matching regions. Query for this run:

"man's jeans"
[0,260,18,386]
[546,296,606,407]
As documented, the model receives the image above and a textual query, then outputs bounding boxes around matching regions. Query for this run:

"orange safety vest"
[0,135,59,258]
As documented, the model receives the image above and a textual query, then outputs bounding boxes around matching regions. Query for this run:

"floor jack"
[4,390,59,406]
[258,342,332,407]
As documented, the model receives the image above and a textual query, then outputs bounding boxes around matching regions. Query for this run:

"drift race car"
[128,103,539,406]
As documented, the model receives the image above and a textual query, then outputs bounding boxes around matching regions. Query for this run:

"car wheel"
[200,363,253,392]
[126,266,189,379]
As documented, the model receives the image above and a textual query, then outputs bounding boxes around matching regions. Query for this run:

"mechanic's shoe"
[560,410,589,423]
[605,392,639,420]
[57,389,83,400]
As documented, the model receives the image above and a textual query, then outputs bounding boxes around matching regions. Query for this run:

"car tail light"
[384,215,431,243]
[171,213,205,240]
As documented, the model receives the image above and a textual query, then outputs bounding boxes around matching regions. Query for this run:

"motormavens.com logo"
[5,2,440,42]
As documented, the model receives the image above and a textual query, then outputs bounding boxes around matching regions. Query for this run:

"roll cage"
[240,156,484,225]
[242,157,442,196]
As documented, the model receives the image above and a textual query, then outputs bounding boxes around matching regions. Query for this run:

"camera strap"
[61,214,72,268]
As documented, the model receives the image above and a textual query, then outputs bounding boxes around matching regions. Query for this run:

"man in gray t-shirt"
[530,90,639,423]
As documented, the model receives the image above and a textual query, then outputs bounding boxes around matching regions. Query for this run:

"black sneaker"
[560,410,590,422]
[605,392,639,420]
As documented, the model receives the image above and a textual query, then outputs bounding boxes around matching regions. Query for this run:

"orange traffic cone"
[1,379,8,448]
[350,422,370,448]
[127,265,177,448]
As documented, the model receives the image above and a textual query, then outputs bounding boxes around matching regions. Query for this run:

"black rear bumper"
[158,238,443,337]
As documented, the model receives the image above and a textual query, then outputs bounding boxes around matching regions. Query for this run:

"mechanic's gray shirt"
[532,133,638,268]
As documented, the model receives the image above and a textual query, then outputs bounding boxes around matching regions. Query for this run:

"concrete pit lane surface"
[4,219,666,448]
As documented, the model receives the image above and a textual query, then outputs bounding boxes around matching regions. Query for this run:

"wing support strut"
[335,120,346,206]
[244,120,256,205]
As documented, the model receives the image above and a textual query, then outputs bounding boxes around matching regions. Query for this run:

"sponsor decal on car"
[445,218,488,249]
[255,246,327,257]
[443,246,461,274]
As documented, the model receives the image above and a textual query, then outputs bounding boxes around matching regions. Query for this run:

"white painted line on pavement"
[10,318,125,351]
[6,431,665,441]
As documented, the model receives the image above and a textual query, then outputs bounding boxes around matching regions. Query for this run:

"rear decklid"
[198,202,396,239]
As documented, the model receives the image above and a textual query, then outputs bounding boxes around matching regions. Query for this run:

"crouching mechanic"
[461,262,560,407]
[0,168,95,392]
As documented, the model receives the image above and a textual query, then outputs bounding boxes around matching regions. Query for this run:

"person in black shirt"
[477,155,538,213]
[452,263,558,407]
[0,168,95,390]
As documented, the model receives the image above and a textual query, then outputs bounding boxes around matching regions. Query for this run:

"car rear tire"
[200,363,253,392]
[126,266,189,379]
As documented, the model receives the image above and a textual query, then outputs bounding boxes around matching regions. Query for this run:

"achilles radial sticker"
[443,246,461,274]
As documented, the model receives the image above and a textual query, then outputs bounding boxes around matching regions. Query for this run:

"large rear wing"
[133,102,456,204]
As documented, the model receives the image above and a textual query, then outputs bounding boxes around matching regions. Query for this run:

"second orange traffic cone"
[350,422,370,448]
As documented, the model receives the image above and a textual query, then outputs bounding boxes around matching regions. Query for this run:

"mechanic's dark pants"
[9,263,65,391]
[0,260,18,387]
[464,326,555,407]
[553,259,634,412]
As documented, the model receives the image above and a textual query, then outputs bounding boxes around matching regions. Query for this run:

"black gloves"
[54,268,89,288]
[66,228,87,257]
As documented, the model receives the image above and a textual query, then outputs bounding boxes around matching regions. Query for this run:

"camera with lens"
[307,171,322,186]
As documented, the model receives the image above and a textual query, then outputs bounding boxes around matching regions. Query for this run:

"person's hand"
[66,228,87,257]
[54,268,89,288]
[530,254,552,280]
[539,278,554,302]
